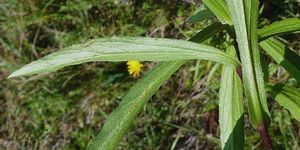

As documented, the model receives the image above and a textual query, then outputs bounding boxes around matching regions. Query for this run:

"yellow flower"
[127,60,143,78]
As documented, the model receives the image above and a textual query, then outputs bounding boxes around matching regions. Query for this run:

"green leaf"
[219,46,244,150]
[225,0,269,127]
[202,0,232,25]
[258,18,300,40]
[87,23,225,150]
[259,37,300,82]
[260,54,269,82]
[187,4,215,23]
[244,0,270,123]
[87,61,185,150]
[8,37,239,78]
[189,22,224,42]
[265,84,300,122]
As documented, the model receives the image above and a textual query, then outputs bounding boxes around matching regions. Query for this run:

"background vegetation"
[0,0,299,149]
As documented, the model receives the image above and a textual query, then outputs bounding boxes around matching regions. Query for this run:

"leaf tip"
[8,71,21,79]
[186,17,194,24]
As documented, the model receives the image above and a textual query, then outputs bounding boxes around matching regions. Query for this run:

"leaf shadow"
[279,46,300,81]
[224,115,244,150]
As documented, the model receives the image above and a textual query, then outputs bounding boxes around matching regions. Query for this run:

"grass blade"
[219,46,244,149]
[266,84,300,122]
[258,18,300,40]
[202,0,232,25]
[260,37,300,82]
[8,37,239,78]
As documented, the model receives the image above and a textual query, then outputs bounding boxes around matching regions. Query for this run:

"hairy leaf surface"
[87,23,226,149]
[9,37,239,78]
[226,0,269,127]
[219,46,244,149]
[87,61,184,150]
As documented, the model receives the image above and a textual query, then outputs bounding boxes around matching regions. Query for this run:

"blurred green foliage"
[0,0,299,149]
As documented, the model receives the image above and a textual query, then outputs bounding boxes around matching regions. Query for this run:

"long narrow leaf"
[265,84,300,122]
[202,0,232,25]
[87,61,185,150]
[219,46,244,149]
[189,22,223,42]
[226,0,269,127]
[260,37,300,82]
[8,37,239,78]
[87,23,226,150]
[258,18,300,40]
[187,4,214,23]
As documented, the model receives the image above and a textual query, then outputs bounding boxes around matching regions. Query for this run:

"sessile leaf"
[9,37,239,78]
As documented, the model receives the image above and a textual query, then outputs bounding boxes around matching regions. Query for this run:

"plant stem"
[236,66,242,81]
[257,123,273,150]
